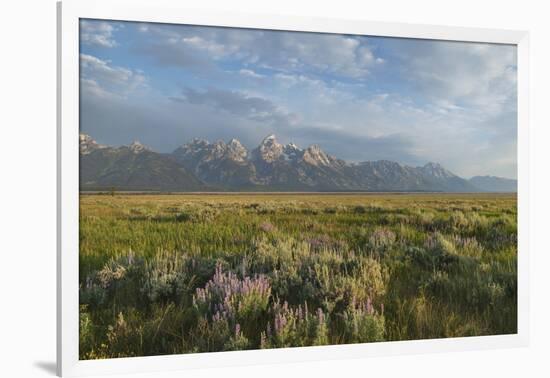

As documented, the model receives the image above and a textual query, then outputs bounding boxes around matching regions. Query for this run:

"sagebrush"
[79,193,517,359]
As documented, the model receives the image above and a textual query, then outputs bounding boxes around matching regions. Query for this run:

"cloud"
[81,87,418,165]
[80,78,113,99]
[130,24,234,72]
[239,69,264,79]
[251,33,380,78]
[132,23,382,79]
[171,88,299,126]
[272,73,356,106]
[81,89,287,153]
[133,42,216,73]
[80,54,146,99]
[392,39,517,117]
[80,20,119,48]
[288,127,421,164]
[79,20,518,178]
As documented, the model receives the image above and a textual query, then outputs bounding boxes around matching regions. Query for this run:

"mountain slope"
[343,161,478,192]
[79,133,511,192]
[469,176,517,192]
[347,160,432,191]
[417,162,479,192]
[248,135,350,190]
[172,138,258,189]
[80,135,204,191]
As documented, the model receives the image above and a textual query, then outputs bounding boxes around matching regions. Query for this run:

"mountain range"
[79,133,517,193]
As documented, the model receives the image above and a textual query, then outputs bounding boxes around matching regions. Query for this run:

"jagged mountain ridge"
[80,133,515,192]
[80,136,204,191]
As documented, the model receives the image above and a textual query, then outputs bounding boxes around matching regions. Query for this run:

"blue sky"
[79,19,518,178]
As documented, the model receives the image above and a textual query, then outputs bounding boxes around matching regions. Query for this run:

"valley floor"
[79,193,517,359]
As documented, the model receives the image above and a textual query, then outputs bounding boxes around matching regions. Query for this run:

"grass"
[79,193,517,359]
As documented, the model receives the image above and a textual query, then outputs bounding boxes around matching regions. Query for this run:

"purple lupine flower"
[316,308,325,324]
[366,297,373,315]
[297,305,303,321]
[212,311,221,322]
[274,314,283,333]
[193,262,271,321]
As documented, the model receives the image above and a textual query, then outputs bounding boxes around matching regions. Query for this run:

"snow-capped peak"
[226,138,248,161]
[228,138,244,148]
[282,142,303,160]
[190,138,209,146]
[262,134,276,142]
[79,133,105,155]
[303,144,334,166]
[256,134,283,162]
[128,140,151,154]
[79,133,92,142]
[287,142,299,149]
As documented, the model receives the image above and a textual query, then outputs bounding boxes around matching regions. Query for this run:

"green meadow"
[79,193,517,359]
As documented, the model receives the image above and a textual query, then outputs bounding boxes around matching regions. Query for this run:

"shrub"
[368,227,396,255]
[340,300,385,343]
[353,205,367,214]
[175,212,191,222]
[193,263,271,344]
[259,221,276,233]
[142,251,196,304]
[79,194,517,357]
[262,300,329,348]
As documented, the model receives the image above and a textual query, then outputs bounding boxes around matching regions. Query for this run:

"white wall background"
[0,0,548,377]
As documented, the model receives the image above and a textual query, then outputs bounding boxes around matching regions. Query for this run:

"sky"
[79,19,518,179]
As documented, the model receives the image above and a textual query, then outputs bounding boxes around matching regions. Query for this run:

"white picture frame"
[57,0,530,376]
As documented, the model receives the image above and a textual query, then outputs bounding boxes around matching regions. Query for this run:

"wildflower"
[259,221,276,233]
[316,308,325,324]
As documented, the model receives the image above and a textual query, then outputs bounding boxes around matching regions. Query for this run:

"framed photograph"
[57,0,529,376]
